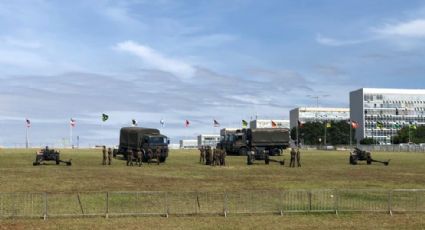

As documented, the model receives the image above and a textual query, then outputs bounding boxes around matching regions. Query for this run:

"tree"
[291,121,355,145]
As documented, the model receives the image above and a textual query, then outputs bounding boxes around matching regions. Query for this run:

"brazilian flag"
[326,122,331,128]
[242,120,248,128]
[376,121,384,129]
[102,113,109,122]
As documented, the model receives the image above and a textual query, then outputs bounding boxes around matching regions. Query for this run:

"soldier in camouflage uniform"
[296,148,301,167]
[107,147,113,165]
[289,148,296,168]
[199,146,205,164]
[213,148,219,166]
[137,149,143,167]
[146,148,153,164]
[205,146,212,165]
[220,148,226,166]
[102,146,107,165]
[126,149,133,166]
[156,146,161,165]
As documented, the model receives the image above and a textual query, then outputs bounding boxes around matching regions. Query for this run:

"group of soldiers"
[199,145,226,166]
[289,147,301,167]
[102,146,113,165]
[126,146,162,166]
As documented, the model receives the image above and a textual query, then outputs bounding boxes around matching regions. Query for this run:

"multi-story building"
[250,119,290,129]
[350,88,425,144]
[197,134,220,147]
[289,107,350,128]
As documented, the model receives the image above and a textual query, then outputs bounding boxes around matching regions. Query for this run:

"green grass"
[0,148,424,228]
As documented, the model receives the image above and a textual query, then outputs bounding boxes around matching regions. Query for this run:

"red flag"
[26,119,31,128]
[351,120,359,129]
[271,120,277,128]
[70,118,76,127]
[185,120,190,127]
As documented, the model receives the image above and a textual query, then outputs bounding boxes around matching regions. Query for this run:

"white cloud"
[316,34,373,46]
[375,19,425,38]
[115,40,195,79]
[0,36,42,49]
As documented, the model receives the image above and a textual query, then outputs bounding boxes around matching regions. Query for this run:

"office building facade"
[289,107,350,128]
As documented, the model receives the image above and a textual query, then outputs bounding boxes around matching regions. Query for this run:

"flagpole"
[324,121,327,146]
[296,124,299,147]
[349,120,352,149]
[25,126,29,149]
[70,124,73,148]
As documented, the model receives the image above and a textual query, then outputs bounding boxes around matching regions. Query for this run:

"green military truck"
[220,128,290,156]
[114,127,169,162]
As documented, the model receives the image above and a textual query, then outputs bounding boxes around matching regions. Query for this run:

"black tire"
[349,155,357,165]
[270,148,281,156]
[159,156,167,163]
[239,148,247,156]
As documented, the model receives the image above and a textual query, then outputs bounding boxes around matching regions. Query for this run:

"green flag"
[410,125,417,130]
[242,120,248,128]
[326,122,331,128]
[392,123,401,129]
[102,113,109,122]
[376,121,384,129]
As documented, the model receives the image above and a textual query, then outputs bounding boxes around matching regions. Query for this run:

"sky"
[1,0,425,147]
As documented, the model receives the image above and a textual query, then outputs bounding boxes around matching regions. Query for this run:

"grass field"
[0,148,424,229]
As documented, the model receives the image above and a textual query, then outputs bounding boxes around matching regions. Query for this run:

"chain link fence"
[0,189,424,219]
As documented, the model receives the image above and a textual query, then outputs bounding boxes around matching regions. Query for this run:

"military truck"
[220,128,290,156]
[114,127,169,163]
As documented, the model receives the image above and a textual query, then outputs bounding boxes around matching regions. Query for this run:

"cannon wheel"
[265,155,270,165]
[349,155,357,165]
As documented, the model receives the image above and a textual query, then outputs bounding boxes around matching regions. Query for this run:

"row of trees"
[290,121,356,145]
[291,121,424,145]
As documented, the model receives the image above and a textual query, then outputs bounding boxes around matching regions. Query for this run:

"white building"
[179,139,198,149]
[197,134,220,147]
[289,107,350,128]
[350,88,425,144]
[250,119,290,129]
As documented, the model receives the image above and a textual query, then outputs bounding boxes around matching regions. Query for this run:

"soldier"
[199,146,205,164]
[126,149,133,166]
[146,148,153,164]
[213,148,219,166]
[220,148,227,166]
[205,146,212,165]
[289,148,296,168]
[156,146,161,165]
[137,149,144,167]
[102,146,107,165]
[107,147,113,165]
[296,148,301,167]
[247,147,256,165]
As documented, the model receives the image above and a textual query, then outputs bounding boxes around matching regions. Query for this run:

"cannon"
[33,147,72,166]
[349,147,390,166]
[247,148,284,165]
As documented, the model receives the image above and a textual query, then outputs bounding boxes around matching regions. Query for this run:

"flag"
[242,120,248,128]
[70,118,76,127]
[409,122,417,130]
[214,119,220,127]
[297,120,304,128]
[326,122,331,128]
[271,120,277,128]
[185,120,190,127]
[376,121,384,129]
[392,123,401,129]
[351,120,359,129]
[102,113,109,122]
[25,119,31,128]
[132,119,138,127]
[160,119,165,128]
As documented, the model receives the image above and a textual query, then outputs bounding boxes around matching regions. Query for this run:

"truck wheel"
[239,148,247,156]
[349,155,355,165]
[159,156,166,163]
[265,155,270,165]
[271,148,281,156]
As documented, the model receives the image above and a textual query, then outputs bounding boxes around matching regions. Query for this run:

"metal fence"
[0,189,424,219]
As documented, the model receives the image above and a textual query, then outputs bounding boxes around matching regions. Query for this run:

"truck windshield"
[149,137,167,144]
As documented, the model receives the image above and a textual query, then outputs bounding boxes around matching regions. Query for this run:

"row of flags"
[25,118,77,128]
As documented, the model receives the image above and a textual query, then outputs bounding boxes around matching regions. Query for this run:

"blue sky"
[1,0,425,147]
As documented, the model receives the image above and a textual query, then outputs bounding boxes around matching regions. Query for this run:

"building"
[350,88,425,144]
[179,139,198,149]
[289,107,350,128]
[250,119,289,129]
[197,134,220,147]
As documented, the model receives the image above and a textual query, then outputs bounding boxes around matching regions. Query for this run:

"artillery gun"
[247,148,285,165]
[349,147,390,166]
[33,147,72,166]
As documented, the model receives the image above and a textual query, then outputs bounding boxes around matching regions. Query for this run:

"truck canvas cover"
[249,128,290,144]
[120,127,160,149]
